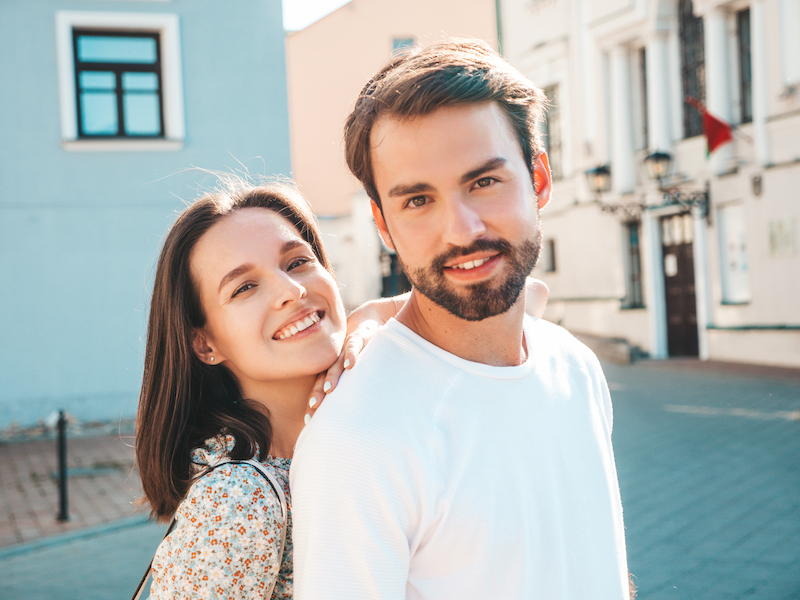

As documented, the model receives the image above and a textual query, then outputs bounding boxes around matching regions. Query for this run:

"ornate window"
[679,0,705,138]
[737,8,753,124]
[542,85,562,180]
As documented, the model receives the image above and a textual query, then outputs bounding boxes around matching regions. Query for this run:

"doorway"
[661,213,699,356]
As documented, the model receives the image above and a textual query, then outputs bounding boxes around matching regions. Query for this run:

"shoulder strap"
[131,458,288,600]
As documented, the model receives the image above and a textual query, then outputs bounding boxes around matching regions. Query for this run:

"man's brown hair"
[344,38,548,210]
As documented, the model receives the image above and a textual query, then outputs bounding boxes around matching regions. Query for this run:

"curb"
[0,514,153,560]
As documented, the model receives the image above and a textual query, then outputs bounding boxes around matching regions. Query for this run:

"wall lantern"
[585,165,612,197]
[585,164,642,222]
[644,151,711,224]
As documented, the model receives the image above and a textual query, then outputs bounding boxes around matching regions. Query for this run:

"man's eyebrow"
[387,182,435,198]
[460,157,508,185]
[218,263,255,293]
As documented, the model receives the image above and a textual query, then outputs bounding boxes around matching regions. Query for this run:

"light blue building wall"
[0,0,291,428]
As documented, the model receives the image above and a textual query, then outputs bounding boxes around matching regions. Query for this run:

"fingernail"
[309,397,318,409]
[343,359,351,369]
[304,413,311,425]
[323,381,331,393]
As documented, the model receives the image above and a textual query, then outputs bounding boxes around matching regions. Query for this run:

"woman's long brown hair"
[137,179,332,521]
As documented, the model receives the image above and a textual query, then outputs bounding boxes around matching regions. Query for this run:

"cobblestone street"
[1,358,799,599]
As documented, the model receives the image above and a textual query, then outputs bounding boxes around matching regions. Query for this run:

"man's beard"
[399,232,541,322]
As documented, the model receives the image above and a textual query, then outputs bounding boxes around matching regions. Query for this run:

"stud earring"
[210,357,215,362]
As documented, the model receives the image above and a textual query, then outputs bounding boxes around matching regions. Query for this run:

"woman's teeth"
[277,312,320,340]
[452,257,490,270]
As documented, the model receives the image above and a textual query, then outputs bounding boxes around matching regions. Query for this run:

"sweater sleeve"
[150,463,284,600]
[290,412,419,600]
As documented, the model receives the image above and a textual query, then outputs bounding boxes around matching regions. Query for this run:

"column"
[646,33,672,154]
[751,0,770,166]
[609,45,636,194]
[704,7,733,174]
[779,0,800,85]
[642,211,668,359]
[692,208,711,360]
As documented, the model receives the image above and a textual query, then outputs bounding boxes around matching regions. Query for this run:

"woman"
[136,180,547,599]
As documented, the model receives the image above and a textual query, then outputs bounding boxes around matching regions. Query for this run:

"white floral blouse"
[149,434,293,599]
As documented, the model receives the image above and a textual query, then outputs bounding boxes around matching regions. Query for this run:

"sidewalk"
[0,423,144,549]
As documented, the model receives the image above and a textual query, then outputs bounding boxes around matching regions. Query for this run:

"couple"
[136,39,631,599]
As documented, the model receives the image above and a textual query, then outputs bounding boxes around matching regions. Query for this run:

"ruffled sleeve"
[150,462,285,599]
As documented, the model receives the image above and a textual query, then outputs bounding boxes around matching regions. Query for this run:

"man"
[290,39,630,599]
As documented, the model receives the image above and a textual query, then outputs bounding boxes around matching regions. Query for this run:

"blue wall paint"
[0,0,290,427]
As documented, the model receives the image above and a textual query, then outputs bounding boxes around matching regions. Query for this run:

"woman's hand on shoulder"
[305,293,409,422]
[525,277,549,319]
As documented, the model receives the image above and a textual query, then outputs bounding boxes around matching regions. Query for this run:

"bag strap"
[131,458,288,600]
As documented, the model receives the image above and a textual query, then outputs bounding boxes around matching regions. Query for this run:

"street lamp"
[643,151,711,224]
[585,164,612,197]
[585,164,642,221]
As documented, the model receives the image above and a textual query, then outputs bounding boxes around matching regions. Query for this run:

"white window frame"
[56,11,185,151]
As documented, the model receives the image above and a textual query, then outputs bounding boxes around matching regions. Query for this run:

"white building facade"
[501,0,800,367]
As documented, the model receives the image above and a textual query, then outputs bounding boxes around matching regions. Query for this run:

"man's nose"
[441,195,487,247]
[272,272,307,309]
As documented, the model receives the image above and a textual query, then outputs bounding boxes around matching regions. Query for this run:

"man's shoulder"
[525,316,604,370]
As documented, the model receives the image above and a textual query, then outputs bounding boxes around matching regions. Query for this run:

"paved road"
[2,359,798,599]
[607,361,800,599]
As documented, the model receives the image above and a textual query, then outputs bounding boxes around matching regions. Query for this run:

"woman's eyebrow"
[280,239,305,254]
[218,263,255,293]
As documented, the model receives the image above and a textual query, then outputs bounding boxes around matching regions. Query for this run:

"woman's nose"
[272,272,307,308]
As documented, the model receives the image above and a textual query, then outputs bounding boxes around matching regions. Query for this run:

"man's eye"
[407,196,427,208]
[232,282,255,298]
[475,177,494,188]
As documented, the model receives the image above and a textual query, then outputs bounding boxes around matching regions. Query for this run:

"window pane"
[77,35,157,64]
[122,72,158,91]
[80,71,116,90]
[81,92,118,135]
[124,93,161,135]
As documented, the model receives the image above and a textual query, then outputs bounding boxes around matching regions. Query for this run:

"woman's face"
[190,207,346,391]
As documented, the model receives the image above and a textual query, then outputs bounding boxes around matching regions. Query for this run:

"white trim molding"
[55,11,185,150]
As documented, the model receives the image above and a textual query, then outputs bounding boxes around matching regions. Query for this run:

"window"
[718,204,750,303]
[542,239,557,273]
[56,11,184,149]
[393,37,415,51]
[542,85,562,180]
[624,222,644,308]
[737,8,753,124]
[679,0,706,138]
[638,48,649,150]
[73,31,163,137]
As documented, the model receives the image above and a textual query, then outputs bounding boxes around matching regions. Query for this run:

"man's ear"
[192,329,219,365]
[533,152,552,210]
[370,200,395,251]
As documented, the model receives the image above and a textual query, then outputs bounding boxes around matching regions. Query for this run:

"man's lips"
[442,253,503,280]
[443,252,500,271]
[274,310,323,340]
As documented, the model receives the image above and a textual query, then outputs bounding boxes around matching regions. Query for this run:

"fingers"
[304,373,327,424]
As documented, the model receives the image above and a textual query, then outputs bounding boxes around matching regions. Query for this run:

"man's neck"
[395,290,528,366]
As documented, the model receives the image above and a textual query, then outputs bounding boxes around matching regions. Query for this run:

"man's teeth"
[452,257,490,270]
[278,312,320,340]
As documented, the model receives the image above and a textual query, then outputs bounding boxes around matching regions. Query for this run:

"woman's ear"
[192,329,219,365]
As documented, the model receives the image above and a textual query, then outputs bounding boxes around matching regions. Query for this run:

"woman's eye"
[288,257,312,270]
[407,196,427,208]
[232,282,255,298]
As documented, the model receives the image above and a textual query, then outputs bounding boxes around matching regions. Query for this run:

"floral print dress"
[150,435,293,599]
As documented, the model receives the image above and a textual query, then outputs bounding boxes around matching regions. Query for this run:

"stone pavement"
[0,358,798,599]
[607,359,800,600]
[0,424,142,548]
